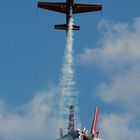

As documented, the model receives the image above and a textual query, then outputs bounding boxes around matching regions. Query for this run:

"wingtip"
[37,2,43,8]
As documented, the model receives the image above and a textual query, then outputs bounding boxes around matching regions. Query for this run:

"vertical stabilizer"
[68,105,74,132]
[91,106,99,135]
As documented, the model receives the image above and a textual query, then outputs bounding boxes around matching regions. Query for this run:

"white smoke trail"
[60,17,80,131]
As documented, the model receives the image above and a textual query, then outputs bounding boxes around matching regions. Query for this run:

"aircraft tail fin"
[54,24,80,30]
[91,106,99,136]
[59,128,63,138]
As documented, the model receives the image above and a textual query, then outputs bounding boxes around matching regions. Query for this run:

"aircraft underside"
[38,0,102,31]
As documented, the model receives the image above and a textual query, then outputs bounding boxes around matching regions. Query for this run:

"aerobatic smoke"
[60,17,80,131]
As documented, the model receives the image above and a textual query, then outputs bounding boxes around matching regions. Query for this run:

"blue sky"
[0,0,140,140]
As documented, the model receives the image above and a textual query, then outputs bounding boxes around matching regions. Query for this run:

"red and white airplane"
[37,0,102,32]
[78,107,101,140]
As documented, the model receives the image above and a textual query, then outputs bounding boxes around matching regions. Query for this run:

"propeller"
[77,128,88,138]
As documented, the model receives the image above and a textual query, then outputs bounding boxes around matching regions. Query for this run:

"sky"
[0,0,140,140]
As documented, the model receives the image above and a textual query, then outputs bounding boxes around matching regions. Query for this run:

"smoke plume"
[60,17,80,132]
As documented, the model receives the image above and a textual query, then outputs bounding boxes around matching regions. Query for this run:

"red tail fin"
[91,106,99,135]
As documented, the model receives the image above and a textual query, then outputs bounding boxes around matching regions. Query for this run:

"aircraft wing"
[38,2,66,13]
[73,4,102,14]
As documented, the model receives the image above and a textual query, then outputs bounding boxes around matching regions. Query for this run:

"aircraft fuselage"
[66,0,74,27]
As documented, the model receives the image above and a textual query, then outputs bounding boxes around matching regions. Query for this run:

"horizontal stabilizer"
[73,25,80,30]
[54,24,80,30]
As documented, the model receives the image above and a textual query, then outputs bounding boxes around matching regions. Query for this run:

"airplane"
[58,105,81,140]
[79,106,101,140]
[37,0,102,32]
